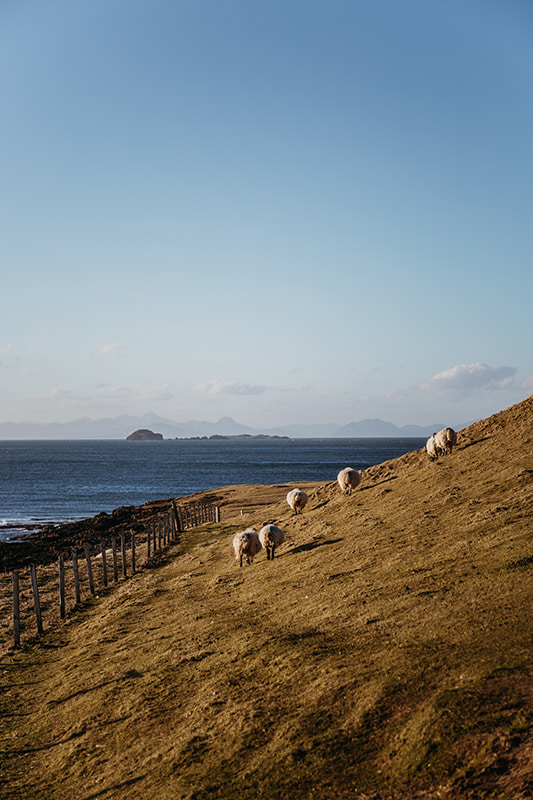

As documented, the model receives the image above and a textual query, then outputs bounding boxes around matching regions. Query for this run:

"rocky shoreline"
[0,499,171,572]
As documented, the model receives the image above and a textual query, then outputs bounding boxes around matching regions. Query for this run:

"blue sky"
[1,0,532,429]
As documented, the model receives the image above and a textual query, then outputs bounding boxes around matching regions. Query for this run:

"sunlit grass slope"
[1,396,533,799]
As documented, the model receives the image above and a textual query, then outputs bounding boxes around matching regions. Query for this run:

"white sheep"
[337,467,361,495]
[232,528,262,567]
[434,426,457,455]
[426,434,438,460]
[259,524,285,560]
[286,488,308,514]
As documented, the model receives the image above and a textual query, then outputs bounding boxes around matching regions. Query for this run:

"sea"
[0,438,426,540]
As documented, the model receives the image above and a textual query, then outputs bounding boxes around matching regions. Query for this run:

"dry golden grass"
[1,398,532,799]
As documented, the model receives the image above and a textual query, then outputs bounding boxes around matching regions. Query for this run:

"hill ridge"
[1,395,532,799]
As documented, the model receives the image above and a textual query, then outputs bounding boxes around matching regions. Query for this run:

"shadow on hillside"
[84,776,147,800]
[289,538,343,555]
[461,436,491,449]
[144,545,180,569]
[361,476,398,491]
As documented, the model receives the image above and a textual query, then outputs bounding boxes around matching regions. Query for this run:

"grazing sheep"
[426,434,438,460]
[435,426,457,455]
[337,467,361,495]
[286,488,308,514]
[259,524,285,560]
[232,528,262,567]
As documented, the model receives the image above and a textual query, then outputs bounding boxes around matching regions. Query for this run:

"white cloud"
[421,362,516,394]
[519,375,533,391]
[196,379,268,396]
[92,340,126,362]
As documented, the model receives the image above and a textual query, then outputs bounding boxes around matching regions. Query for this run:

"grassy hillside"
[1,397,533,799]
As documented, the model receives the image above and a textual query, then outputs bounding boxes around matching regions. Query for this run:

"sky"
[1,0,532,430]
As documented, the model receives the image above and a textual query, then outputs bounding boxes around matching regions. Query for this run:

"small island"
[126,429,163,441]
[175,434,290,440]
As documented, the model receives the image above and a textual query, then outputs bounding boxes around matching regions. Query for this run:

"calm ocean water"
[0,438,425,539]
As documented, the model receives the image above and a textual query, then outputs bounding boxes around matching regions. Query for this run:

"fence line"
[5,500,220,650]
[12,571,20,648]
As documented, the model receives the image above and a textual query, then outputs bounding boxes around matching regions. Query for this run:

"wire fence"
[2,499,220,650]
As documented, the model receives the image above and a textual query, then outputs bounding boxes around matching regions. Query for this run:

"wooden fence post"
[12,571,20,648]
[72,549,81,604]
[84,542,95,595]
[172,502,181,535]
[121,533,127,577]
[112,536,118,582]
[59,554,66,619]
[30,564,43,635]
[131,531,136,574]
[215,506,220,523]
[101,538,108,587]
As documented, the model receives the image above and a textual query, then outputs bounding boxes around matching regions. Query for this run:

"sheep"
[337,467,361,495]
[259,524,285,560]
[426,434,438,460]
[232,527,262,567]
[286,488,308,514]
[434,426,457,455]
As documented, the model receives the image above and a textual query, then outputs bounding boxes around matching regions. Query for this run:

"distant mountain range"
[0,412,469,440]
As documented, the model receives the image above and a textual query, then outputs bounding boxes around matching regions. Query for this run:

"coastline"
[0,480,322,572]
